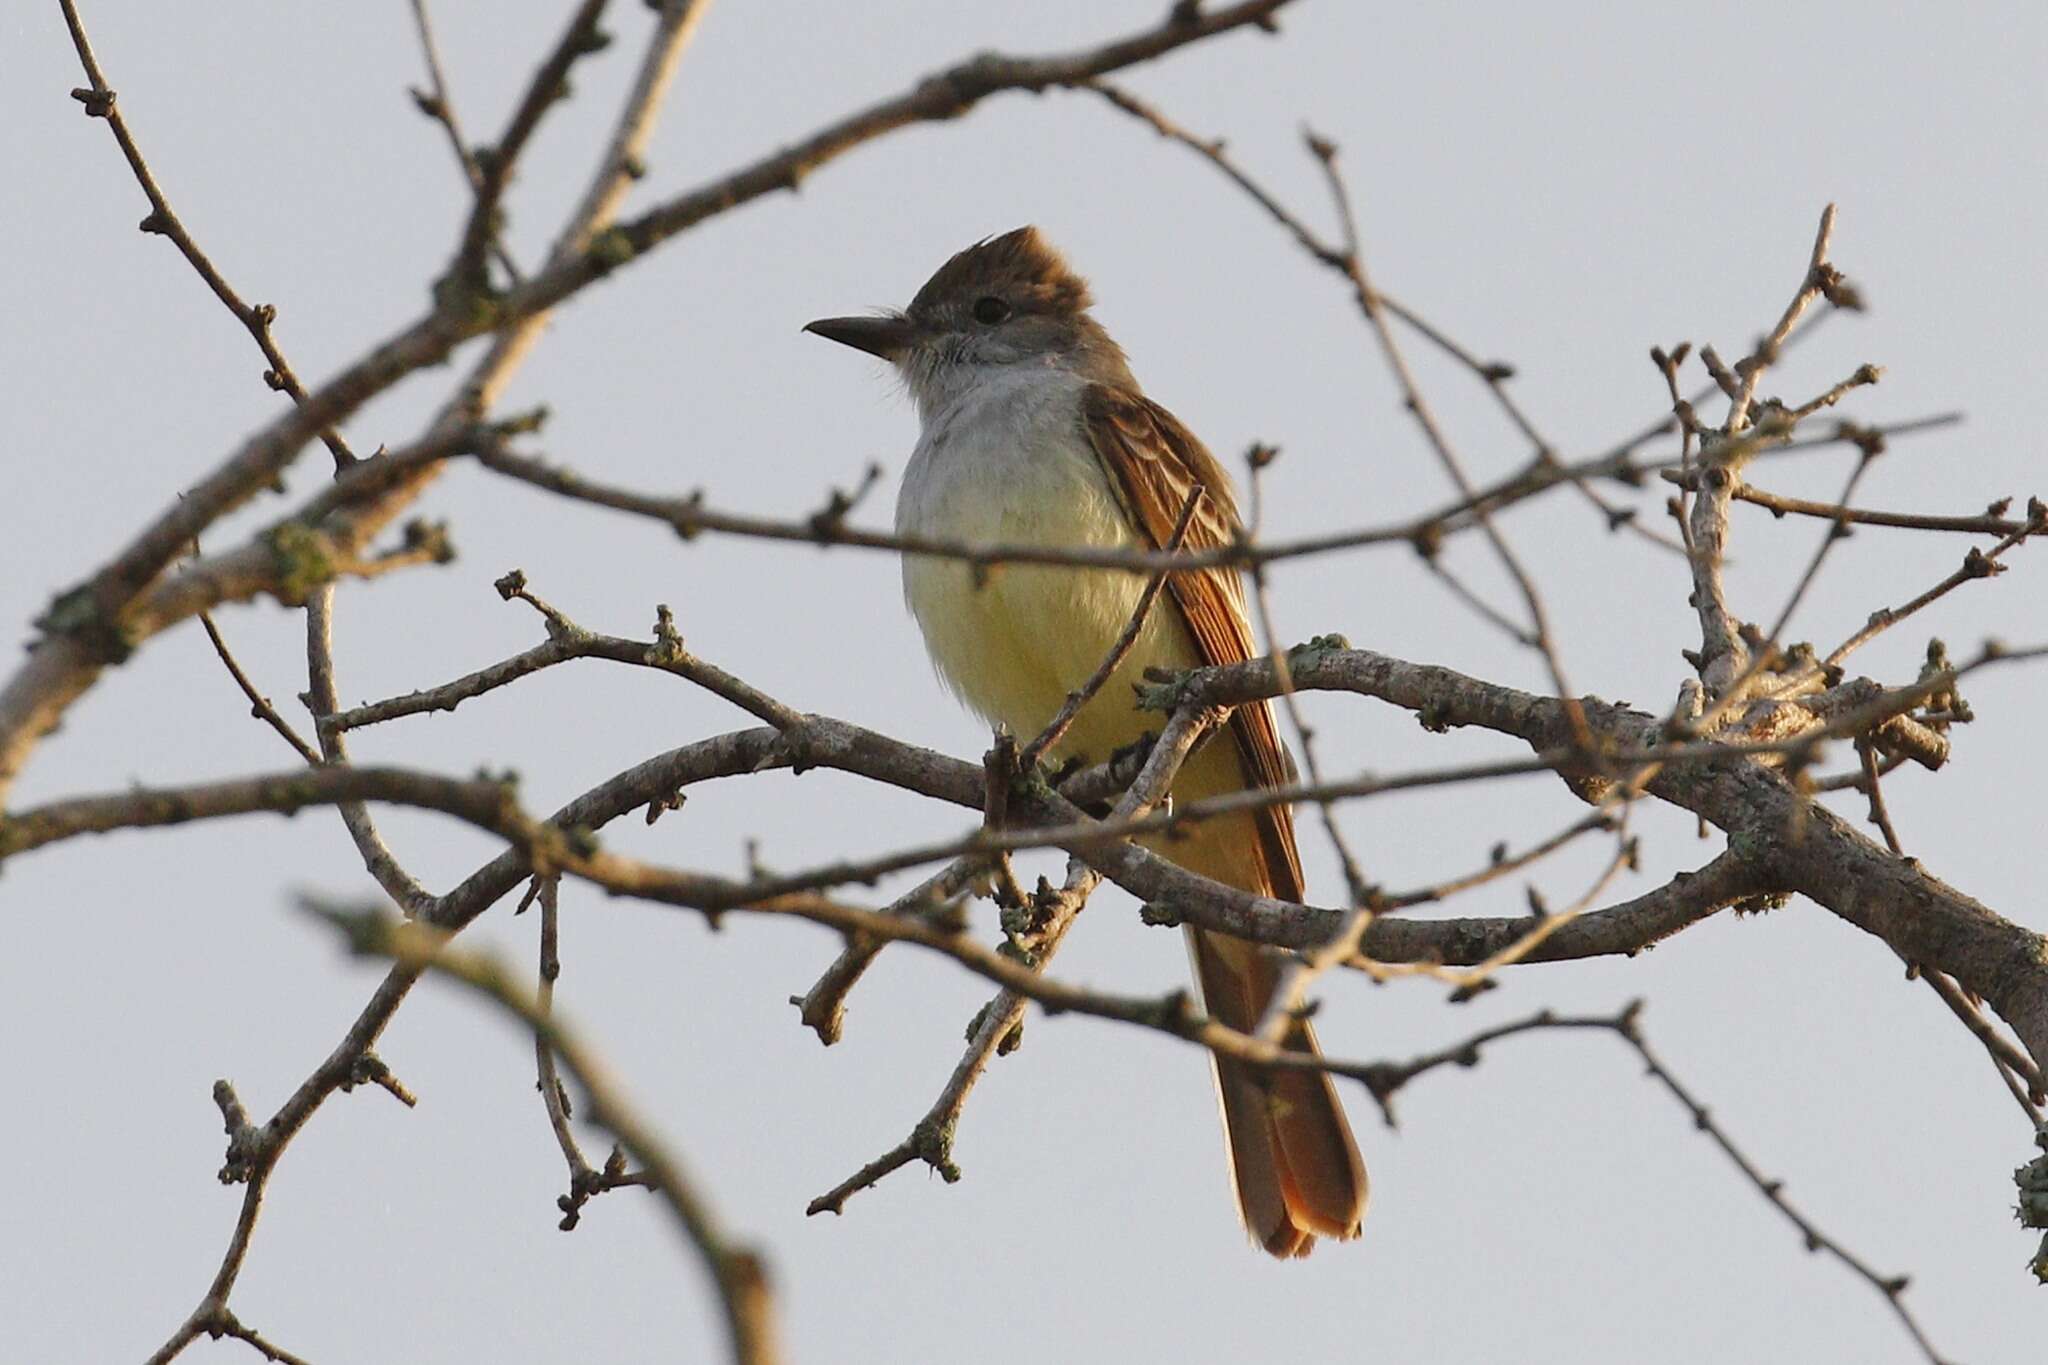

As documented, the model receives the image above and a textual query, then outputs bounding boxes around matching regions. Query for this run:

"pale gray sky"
[6,3,2046,1362]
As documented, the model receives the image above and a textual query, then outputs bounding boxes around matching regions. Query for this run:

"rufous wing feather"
[1081,385,1368,1254]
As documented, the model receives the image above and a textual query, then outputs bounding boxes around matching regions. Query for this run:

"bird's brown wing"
[1078,384,1305,902]
[1081,384,1365,1255]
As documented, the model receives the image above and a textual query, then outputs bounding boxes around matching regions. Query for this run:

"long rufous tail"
[1187,925,1368,1257]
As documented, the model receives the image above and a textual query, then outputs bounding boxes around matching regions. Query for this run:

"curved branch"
[0,0,1297,803]
[1149,646,2048,1075]
[321,906,780,1365]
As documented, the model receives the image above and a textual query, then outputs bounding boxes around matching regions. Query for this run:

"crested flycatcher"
[806,226,1367,1257]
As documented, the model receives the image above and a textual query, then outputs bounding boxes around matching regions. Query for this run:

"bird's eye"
[972,296,1011,325]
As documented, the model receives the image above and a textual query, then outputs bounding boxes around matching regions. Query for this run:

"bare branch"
[1614,1006,1945,1363]
[3,1,1294,802]
[806,702,1220,1215]
[196,611,321,766]
[304,589,438,915]
[58,0,356,469]
[405,0,522,283]
[315,903,781,1365]
[445,0,612,293]
[789,858,982,1046]
[1711,480,2033,536]
[1075,79,1682,554]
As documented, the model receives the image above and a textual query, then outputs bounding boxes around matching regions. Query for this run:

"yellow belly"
[900,456,1266,895]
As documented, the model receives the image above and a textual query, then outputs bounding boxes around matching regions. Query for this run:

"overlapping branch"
[22,9,2045,1364]
[2,0,1305,801]
[316,902,780,1365]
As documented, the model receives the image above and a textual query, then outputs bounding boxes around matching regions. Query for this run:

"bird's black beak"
[804,314,915,363]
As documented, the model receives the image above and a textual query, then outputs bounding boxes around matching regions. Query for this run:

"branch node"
[69,85,114,117]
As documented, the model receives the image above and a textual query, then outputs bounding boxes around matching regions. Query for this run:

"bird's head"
[806,226,1130,417]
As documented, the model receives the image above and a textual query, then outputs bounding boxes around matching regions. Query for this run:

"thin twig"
[1819,508,2043,674]
[1728,205,1855,433]
[789,858,982,1045]
[1380,812,1616,910]
[320,587,805,737]
[530,875,653,1230]
[405,0,522,283]
[1766,442,1878,642]
[1303,133,1581,727]
[303,588,437,915]
[1717,481,2031,536]
[1018,489,1199,770]
[58,0,357,469]
[805,703,1220,1216]
[318,904,780,1365]
[1615,1007,1947,1363]
[197,611,321,765]
[463,419,1952,580]
[1076,77,1681,554]
[446,0,612,292]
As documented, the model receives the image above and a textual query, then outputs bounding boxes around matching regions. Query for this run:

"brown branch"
[1725,482,2033,536]
[196,611,321,766]
[464,410,1946,582]
[405,0,522,284]
[789,858,982,1045]
[445,0,612,291]
[0,736,1765,978]
[304,589,438,915]
[58,0,356,470]
[0,765,525,859]
[319,588,804,737]
[805,703,1220,1216]
[1143,644,2048,1076]
[1077,77,1681,555]
[1614,1007,1945,1363]
[317,904,780,1365]
[11,639,2034,969]
[1687,206,1860,699]
[3,1,1295,805]
[526,875,655,1230]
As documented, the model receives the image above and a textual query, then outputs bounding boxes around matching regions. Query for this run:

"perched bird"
[806,226,1366,1256]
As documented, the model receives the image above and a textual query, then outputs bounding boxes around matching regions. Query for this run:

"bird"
[805,226,1366,1257]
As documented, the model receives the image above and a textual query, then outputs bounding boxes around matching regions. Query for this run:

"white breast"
[894,368,1199,763]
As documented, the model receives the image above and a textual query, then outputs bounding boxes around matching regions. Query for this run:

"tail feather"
[1188,925,1368,1256]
